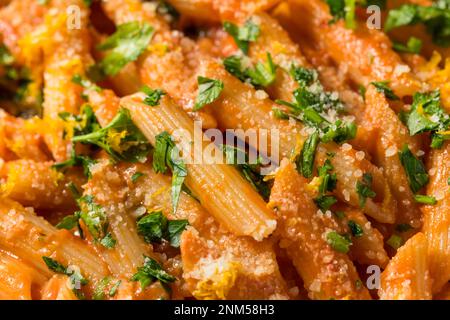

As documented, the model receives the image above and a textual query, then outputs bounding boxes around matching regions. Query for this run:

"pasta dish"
[0,0,449,300]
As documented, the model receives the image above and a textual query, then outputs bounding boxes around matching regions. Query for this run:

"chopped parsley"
[193,76,224,111]
[131,256,176,289]
[52,149,97,179]
[223,19,260,54]
[326,231,352,253]
[153,132,188,213]
[393,36,423,54]
[72,108,151,163]
[223,145,272,201]
[96,21,154,77]
[42,256,88,299]
[93,277,121,300]
[356,173,376,208]
[314,195,338,211]
[276,65,356,145]
[400,90,450,149]
[131,172,145,183]
[78,195,116,248]
[100,232,117,248]
[141,86,166,106]
[386,234,404,250]
[385,2,450,46]
[398,144,429,193]
[325,0,387,29]
[413,194,437,205]
[348,220,364,237]
[318,159,338,194]
[297,131,320,178]
[223,53,277,88]
[370,81,399,100]
[395,223,413,233]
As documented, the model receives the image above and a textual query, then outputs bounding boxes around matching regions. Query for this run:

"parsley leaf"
[393,36,423,54]
[356,173,376,208]
[385,3,450,46]
[314,195,338,211]
[223,20,260,54]
[72,108,151,163]
[223,53,277,88]
[370,81,399,100]
[58,104,101,138]
[42,256,67,274]
[136,210,188,248]
[52,149,97,179]
[348,220,364,237]
[131,256,176,289]
[317,159,337,195]
[56,211,81,231]
[401,90,450,148]
[194,76,224,111]
[167,219,189,247]
[153,132,187,212]
[97,21,154,76]
[297,131,319,178]
[100,232,117,248]
[137,211,168,244]
[413,194,437,205]
[276,65,356,145]
[42,256,88,299]
[246,53,277,87]
[398,144,429,193]
[395,223,413,233]
[141,86,166,106]
[131,172,145,183]
[387,234,404,249]
[78,195,108,240]
[326,231,352,253]
[222,145,272,201]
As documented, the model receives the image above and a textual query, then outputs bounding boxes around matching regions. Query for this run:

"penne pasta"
[1,160,80,209]
[0,198,110,285]
[269,160,371,300]
[422,143,450,293]
[0,250,47,300]
[379,232,432,300]
[118,161,289,299]
[284,0,422,98]
[122,93,277,240]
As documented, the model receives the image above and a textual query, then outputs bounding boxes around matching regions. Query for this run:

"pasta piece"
[0,0,46,57]
[284,0,422,98]
[86,88,121,126]
[379,232,432,300]
[269,160,371,300]
[121,93,277,240]
[0,110,50,162]
[122,162,289,299]
[40,275,79,300]
[1,160,80,209]
[328,205,389,268]
[36,0,93,160]
[0,250,47,300]
[422,143,450,293]
[0,198,110,284]
[364,85,423,226]
[82,160,156,278]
